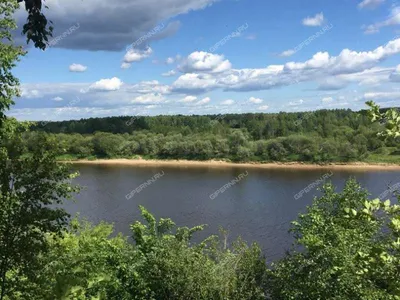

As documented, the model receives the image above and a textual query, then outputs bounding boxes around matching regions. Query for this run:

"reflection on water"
[64,164,400,260]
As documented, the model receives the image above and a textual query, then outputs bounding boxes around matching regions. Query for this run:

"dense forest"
[28,108,400,163]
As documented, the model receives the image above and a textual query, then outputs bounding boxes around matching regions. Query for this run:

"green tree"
[268,179,400,300]
[0,0,24,121]
[0,120,79,298]
[366,101,400,140]
[0,2,78,298]
[92,132,125,158]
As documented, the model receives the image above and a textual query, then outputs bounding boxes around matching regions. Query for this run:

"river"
[65,164,400,260]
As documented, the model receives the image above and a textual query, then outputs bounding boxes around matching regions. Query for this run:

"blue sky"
[9,0,400,121]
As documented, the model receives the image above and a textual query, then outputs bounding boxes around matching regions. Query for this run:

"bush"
[267,179,400,300]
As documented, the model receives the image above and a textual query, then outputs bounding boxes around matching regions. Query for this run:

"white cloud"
[302,13,324,27]
[195,97,211,106]
[358,0,385,9]
[172,73,219,93]
[170,38,400,94]
[257,105,269,110]
[364,6,400,34]
[128,80,171,95]
[280,49,295,57]
[179,51,232,73]
[89,77,123,91]
[69,63,87,72]
[171,39,400,93]
[122,47,153,68]
[289,99,304,106]
[162,70,177,77]
[249,97,263,104]
[166,57,175,64]
[285,38,400,74]
[363,91,400,100]
[221,99,235,105]
[121,62,132,69]
[180,96,198,103]
[21,89,40,99]
[132,93,165,104]
[318,67,393,90]
[322,97,333,103]
[390,64,400,81]
[52,96,64,101]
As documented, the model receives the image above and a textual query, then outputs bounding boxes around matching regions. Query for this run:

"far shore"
[65,158,400,171]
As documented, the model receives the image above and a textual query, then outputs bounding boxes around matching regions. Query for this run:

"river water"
[65,164,400,260]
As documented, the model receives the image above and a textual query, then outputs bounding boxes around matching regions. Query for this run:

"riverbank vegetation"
[27,109,400,164]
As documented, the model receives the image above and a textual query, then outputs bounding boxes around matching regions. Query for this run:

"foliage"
[29,109,400,163]
[367,101,400,140]
[18,0,53,50]
[12,207,267,300]
[15,219,130,300]
[24,108,400,163]
[0,119,80,299]
[0,2,75,296]
[0,0,24,121]
[267,179,400,300]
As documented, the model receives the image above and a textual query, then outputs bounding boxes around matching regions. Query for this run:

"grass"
[365,154,400,164]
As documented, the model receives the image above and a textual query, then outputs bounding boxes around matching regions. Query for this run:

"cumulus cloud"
[257,105,269,110]
[280,49,295,57]
[358,0,385,9]
[318,67,393,90]
[69,63,87,72]
[172,73,219,94]
[14,0,217,51]
[363,91,400,101]
[180,96,197,103]
[89,77,123,91]
[52,96,64,101]
[364,6,400,34]
[249,97,263,104]
[162,70,177,77]
[15,38,400,119]
[289,99,304,106]
[21,89,41,99]
[390,65,400,82]
[132,93,165,104]
[121,63,132,69]
[170,38,400,94]
[122,47,153,68]
[322,97,333,103]
[166,57,175,64]
[195,97,211,106]
[128,80,171,95]
[221,99,235,105]
[178,51,232,74]
[302,13,324,27]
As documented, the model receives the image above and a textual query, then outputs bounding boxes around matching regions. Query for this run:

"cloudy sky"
[9,0,400,121]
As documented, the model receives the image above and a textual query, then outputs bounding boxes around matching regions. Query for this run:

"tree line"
[27,109,399,163]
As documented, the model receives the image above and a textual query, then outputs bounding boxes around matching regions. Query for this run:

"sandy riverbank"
[66,158,400,171]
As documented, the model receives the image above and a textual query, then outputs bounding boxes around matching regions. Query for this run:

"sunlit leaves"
[366,101,400,141]
[268,179,400,300]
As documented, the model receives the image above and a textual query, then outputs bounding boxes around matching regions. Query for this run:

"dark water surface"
[65,164,400,260]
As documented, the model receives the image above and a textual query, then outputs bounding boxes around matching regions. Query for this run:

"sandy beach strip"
[66,158,400,171]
